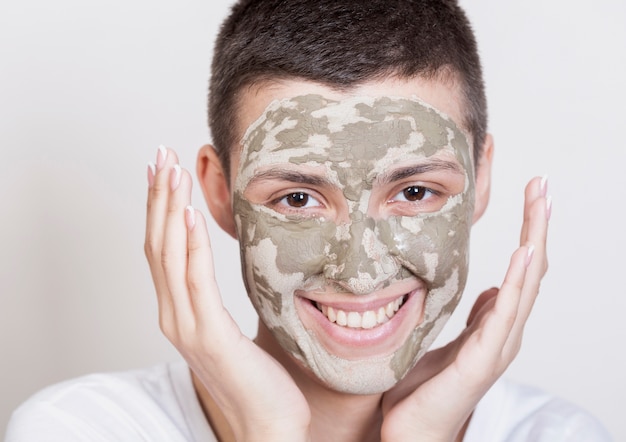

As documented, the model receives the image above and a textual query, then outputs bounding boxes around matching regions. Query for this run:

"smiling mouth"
[314,294,408,330]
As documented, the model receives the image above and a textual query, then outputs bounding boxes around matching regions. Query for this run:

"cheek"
[273,222,336,279]
[235,197,332,310]
[236,202,336,363]
[242,239,286,316]
[382,200,472,289]
[383,199,473,380]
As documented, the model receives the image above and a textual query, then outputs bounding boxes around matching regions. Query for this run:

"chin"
[286,328,432,396]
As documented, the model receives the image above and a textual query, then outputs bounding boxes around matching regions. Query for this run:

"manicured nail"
[185,206,196,230]
[526,245,535,267]
[157,144,168,170]
[540,175,549,196]
[546,195,552,220]
[147,162,156,188]
[170,164,181,190]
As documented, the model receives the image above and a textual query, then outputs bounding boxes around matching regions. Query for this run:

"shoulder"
[465,378,612,442]
[5,361,215,442]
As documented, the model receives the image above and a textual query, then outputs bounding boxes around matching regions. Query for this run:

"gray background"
[1,0,624,438]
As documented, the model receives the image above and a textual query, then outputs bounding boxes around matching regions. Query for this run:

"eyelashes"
[266,184,442,217]
[390,186,437,203]
[274,192,323,209]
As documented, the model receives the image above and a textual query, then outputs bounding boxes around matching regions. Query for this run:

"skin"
[233,94,475,393]
[144,77,550,442]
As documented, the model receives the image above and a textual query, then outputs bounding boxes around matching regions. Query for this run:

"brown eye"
[402,186,428,201]
[285,192,310,207]
[274,191,322,211]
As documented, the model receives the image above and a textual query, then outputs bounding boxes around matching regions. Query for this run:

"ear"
[472,133,494,224]
[196,145,237,239]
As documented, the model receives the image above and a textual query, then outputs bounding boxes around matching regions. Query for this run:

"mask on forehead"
[233,94,475,394]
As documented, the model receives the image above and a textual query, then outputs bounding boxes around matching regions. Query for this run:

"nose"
[323,213,399,295]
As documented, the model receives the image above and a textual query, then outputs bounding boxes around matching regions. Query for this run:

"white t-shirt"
[5,361,612,441]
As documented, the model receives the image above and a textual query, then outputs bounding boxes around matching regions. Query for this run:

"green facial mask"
[233,94,475,394]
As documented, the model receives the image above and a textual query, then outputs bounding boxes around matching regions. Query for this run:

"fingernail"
[546,195,552,220]
[185,206,196,230]
[147,162,156,188]
[157,144,168,170]
[540,175,549,196]
[526,245,535,267]
[170,164,181,190]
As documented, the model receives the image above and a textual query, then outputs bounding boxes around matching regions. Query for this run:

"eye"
[392,186,434,202]
[277,192,321,208]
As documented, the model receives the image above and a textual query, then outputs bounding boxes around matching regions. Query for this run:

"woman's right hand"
[144,146,311,442]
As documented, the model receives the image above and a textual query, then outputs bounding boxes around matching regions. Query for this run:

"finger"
[480,246,532,356]
[145,146,179,261]
[514,176,550,313]
[145,146,181,262]
[161,165,196,328]
[519,176,547,245]
[185,207,232,329]
[509,193,550,344]
[185,207,218,308]
[485,175,550,359]
[145,147,181,321]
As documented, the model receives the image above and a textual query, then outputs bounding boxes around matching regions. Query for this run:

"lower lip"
[297,290,423,353]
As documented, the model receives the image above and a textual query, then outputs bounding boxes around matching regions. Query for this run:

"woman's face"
[232,92,474,394]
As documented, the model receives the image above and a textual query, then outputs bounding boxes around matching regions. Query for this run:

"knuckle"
[144,239,159,260]
[187,240,202,254]
[187,276,202,294]
[166,200,180,216]
[160,249,177,270]
[151,181,168,200]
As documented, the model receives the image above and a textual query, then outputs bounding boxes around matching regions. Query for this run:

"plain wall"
[1,0,624,438]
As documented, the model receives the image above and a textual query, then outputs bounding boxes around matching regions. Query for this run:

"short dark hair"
[209,0,487,176]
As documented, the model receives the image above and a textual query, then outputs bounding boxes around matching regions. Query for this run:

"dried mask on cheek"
[232,95,475,394]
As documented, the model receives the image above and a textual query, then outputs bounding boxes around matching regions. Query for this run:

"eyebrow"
[377,159,464,184]
[247,168,335,187]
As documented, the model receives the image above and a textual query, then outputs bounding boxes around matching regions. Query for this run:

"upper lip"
[295,279,425,313]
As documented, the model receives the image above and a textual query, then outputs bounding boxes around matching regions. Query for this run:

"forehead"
[238,94,471,184]
[230,78,470,182]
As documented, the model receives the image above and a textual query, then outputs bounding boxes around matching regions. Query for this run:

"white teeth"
[347,312,361,328]
[336,309,347,326]
[327,306,337,323]
[317,295,406,329]
[385,302,394,318]
[377,307,387,324]
[361,311,377,329]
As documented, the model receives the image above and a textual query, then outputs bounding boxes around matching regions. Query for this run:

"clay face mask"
[233,94,475,394]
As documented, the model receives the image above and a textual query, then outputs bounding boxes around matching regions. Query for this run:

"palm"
[380,177,549,441]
